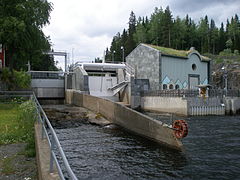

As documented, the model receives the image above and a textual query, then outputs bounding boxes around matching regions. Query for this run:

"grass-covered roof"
[145,44,211,61]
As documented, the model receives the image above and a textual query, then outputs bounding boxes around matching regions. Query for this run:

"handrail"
[125,63,135,77]
[0,91,33,94]
[32,93,78,180]
[29,70,65,74]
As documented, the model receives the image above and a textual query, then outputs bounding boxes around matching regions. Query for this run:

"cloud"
[169,0,240,25]
[171,0,238,13]
[43,0,162,63]
[43,0,240,69]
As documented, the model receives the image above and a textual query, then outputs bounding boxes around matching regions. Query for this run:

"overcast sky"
[43,0,240,68]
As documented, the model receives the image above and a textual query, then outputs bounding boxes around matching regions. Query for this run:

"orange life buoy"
[173,120,188,139]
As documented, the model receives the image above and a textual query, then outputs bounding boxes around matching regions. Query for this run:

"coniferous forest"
[104,6,240,62]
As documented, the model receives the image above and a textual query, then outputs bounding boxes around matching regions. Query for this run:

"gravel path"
[0,143,37,180]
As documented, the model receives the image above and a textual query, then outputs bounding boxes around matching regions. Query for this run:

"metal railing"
[0,91,33,102]
[208,89,240,97]
[32,93,78,180]
[141,89,199,97]
[125,63,135,77]
[29,71,65,79]
[141,89,240,98]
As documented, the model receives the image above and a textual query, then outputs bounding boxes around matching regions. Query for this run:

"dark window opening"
[192,64,197,71]
[163,84,167,89]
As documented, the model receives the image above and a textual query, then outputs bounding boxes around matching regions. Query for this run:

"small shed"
[126,43,211,90]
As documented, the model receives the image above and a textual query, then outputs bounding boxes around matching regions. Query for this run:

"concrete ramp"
[65,90,183,151]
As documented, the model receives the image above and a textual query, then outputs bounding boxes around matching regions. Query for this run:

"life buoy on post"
[199,87,207,99]
[173,120,188,139]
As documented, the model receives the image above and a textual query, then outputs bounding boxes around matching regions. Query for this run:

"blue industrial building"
[126,43,211,90]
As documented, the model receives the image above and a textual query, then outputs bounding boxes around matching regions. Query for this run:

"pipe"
[74,62,126,70]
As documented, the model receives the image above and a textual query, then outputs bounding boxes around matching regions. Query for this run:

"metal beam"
[43,51,68,72]
[44,51,67,56]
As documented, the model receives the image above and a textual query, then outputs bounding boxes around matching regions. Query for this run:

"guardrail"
[125,63,135,77]
[32,93,78,180]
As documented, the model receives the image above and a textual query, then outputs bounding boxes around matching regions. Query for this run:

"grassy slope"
[0,102,36,177]
[0,102,36,155]
[0,104,22,144]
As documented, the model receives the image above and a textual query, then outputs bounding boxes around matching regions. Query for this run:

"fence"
[141,89,199,97]
[0,91,32,102]
[29,71,65,79]
[208,89,240,97]
[141,89,240,98]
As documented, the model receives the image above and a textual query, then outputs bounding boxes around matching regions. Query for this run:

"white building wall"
[88,76,118,100]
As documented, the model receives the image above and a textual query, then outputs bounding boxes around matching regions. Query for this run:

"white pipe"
[74,62,126,70]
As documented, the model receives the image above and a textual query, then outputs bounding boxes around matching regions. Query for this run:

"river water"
[54,114,240,180]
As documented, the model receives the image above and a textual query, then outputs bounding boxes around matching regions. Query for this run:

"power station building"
[126,43,211,90]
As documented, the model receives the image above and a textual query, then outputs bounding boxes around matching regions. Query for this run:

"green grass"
[149,44,189,58]
[0,104,22,144]
[147,44,211,61]
[0,101,36,157]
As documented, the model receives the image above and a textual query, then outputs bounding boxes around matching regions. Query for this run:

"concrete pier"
[224,97,240,115]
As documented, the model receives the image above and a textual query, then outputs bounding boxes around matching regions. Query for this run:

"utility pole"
[221,66,228,96]
[72,48,74,65]
[112,50,116,63]
[121,46,125,63]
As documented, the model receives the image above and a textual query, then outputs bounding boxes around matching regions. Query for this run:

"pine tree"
[209,19,219,54]
[134,17,148,44]
[162,6,173,47]
[110,33,122,62]
[172,16,186,49]
[149,7,164,46]
[218,23,227,53]
[125,11,137,56]
[227,15,240,51]
[198,16,210,53]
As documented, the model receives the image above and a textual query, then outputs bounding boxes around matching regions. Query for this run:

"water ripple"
[53,115,240,180]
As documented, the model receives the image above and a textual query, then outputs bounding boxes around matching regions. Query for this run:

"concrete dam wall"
[65,90,183,150]
[141,96,225,116]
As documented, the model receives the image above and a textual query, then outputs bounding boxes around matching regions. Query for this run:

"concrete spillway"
[65,90,184,150]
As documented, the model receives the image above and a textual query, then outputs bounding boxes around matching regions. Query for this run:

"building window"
[163,84,167,89]
[175,84,179,89]
[192,64,197,71]
[169,84,174,89]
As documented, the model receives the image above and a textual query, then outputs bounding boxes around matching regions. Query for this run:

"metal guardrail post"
[42,115,45,139]
[49,135,56,173]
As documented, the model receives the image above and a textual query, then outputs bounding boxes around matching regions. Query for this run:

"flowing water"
[53,113,240,180]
